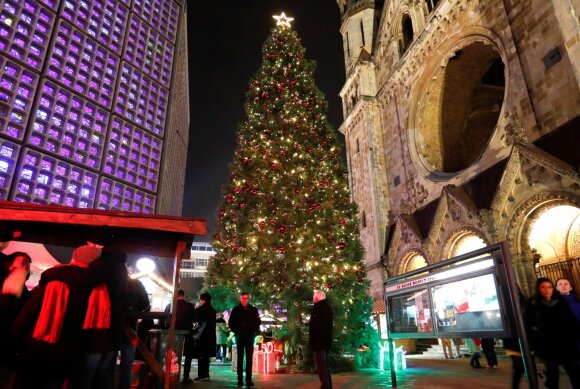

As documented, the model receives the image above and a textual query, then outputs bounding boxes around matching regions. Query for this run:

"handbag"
[192,321,207,341]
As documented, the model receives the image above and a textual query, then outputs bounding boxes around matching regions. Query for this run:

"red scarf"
[33,282,111,343]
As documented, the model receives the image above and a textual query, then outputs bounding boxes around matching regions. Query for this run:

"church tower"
[336,0,390,298]
[337,0,580,300]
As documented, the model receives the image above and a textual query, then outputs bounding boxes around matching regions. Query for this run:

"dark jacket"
[309,299,333,351]
[560,293,580,322]
[524,295,580,363]
[193,302,217,358]
[124,278,150,330]
[229,303,261,338]
[173,299,196,331]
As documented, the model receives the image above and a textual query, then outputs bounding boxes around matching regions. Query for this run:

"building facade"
[336,0,580,298]
[180,241,215,279]
[0,0,190,215]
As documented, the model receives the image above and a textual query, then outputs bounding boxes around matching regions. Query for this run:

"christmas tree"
[206,13,377,369]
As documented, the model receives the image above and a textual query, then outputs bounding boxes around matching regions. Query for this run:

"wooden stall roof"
[0,201,207,257]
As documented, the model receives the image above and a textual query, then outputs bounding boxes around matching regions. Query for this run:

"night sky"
[182,1,346,237]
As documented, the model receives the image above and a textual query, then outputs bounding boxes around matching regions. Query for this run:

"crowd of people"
[172,289,333,389]
[0,225,150,389]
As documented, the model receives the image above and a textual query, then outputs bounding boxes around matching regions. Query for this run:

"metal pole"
[164,239,186,389]
[383,292,397,388]
[500,242,538,389]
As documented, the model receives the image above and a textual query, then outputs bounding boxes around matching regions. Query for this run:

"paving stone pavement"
[178,356,573,389]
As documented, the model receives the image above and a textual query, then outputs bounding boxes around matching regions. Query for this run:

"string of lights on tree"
[206,13,377,367]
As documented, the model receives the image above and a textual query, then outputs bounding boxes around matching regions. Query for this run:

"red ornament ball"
[336,243,345,250]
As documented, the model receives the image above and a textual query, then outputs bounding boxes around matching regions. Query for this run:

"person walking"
[309,290,333,389]
[524,277,580,388]
[229,292,261,387]
[465,338,483,368]
[192,292,216,381]
[216,313,228,361]
[481,338,498,368]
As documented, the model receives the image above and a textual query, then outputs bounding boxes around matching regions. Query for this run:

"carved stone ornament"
[503,116,529,146]
[478,208,499,242]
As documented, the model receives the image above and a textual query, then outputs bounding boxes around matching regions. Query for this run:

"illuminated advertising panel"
[385,253,510,339]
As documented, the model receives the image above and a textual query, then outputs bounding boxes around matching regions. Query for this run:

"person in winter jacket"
[216,313,228,361]
[524,277,580,388]
[229,292,261,387]
[192,292,216,381]
[309,290,333,389]
[555,278,580,322]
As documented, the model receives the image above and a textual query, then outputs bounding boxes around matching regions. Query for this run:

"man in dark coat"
[229,292,261,387]
[192,292,216,381]
[309,290,333,389]
[170,289,196,383]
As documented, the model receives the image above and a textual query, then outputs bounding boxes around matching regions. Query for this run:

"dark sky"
[182,1,345,238]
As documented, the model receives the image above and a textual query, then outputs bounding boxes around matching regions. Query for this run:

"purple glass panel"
[114,63,168,137]
[45,20,120,108]
[0,56,39,140]
[0,138,20,200]
[97,176,155,213]
[61,0,128,55]
[103,116,161,192]
[124,14,174,88]
[10,147,97,207]
[26,80,107,170]
[0,0,56,71]
[132,0,179,44]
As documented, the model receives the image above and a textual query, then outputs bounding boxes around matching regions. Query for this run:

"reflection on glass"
[432,273,502,333]
[389,289,432,333]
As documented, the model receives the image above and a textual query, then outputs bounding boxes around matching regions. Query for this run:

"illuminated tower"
[0,0,190,215]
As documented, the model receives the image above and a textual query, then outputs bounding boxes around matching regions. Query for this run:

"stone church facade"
[335,0,580,299]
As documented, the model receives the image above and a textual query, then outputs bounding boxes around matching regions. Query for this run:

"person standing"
[170,289,196,384]
[216,313,228,361]
[481,338,497,368]
[309,290,333,389]
[555,278,580,322]
[440,338,454,359]
[229,292,261,387]
[524,277,580,388]
[119,277,150,389]
[192,292,216,381]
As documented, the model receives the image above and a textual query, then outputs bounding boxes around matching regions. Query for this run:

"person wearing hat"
[192,292,216,382]
[9,245,104,388]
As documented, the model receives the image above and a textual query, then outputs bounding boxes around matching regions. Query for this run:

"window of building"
[360,20,365,46]
[426,0,441,13]
[346,32,351,57]
[356,138,360,153]
[361,211,367,228]
[401,15,414,53]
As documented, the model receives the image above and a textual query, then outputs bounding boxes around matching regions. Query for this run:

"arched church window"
[401,15,414,53]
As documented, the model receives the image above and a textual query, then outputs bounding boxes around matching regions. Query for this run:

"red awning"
[372,298,385,314]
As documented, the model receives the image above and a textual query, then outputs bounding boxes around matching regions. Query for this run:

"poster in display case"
[432,273,503,333]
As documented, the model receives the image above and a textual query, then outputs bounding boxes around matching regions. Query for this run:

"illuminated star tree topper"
[273,12,294,28]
